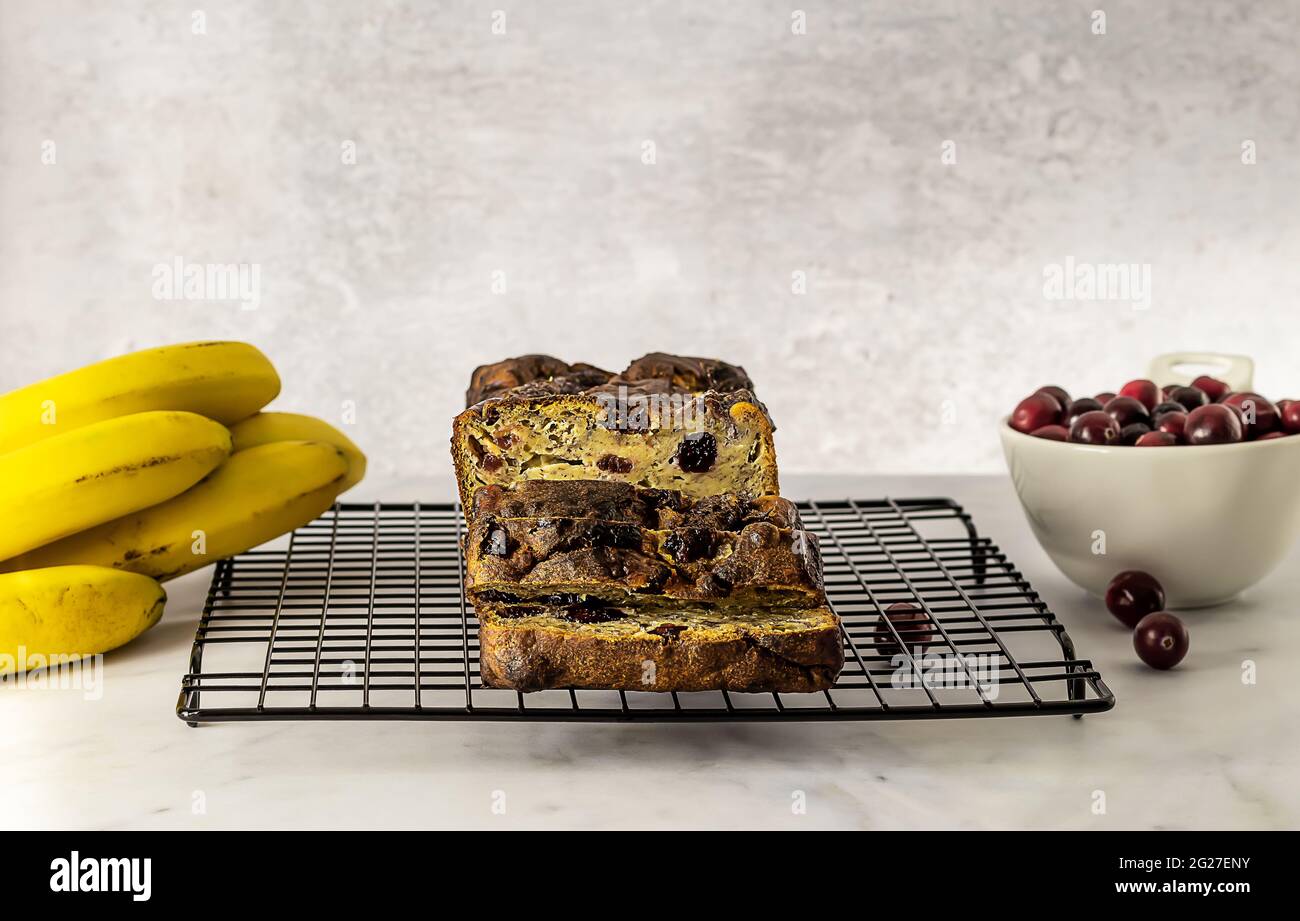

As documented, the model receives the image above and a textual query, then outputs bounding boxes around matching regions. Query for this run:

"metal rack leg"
[1058,628,1085,719]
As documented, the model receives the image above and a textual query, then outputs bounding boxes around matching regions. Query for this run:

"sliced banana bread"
[475,600,843,693]
[466,517,823,607]
[451,353,780,509]
[469,479,803,529]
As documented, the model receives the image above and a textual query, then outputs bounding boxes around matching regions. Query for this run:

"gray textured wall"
[3,1,1298,478]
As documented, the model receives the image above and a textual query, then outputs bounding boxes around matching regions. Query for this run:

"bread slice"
[451,353,779,509]
[475,601,843,693]
[469,479,802,529]
[466,516,823,608]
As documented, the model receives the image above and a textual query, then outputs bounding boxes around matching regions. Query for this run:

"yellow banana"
[230,412,366,493]
[1,566,165,675]
[0,411,232,561]
[2,441,349,582]
[0,340,279,454]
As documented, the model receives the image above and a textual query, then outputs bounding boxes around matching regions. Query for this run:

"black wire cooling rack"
[176,498,1114,725]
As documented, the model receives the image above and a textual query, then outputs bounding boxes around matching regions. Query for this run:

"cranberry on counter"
[1133,612,1189,669]
[1135,431,1177,446]
[1105,570,1166,628]
[1221,392,1279,439]
[1191,375,1230,402]
[1029,424,1069,441]
[873,603,934,657]
[1069,410,1121,445]
[1184,404,1243,445]
[1010,392,1063,433]
[1118,379,1160,412]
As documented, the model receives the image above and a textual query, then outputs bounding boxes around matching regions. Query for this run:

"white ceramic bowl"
[1000,423,1300,608]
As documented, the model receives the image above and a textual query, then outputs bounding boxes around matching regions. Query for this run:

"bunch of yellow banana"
[0,342,366,674]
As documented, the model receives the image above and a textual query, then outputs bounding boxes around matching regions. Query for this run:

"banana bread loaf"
[475,600,843,693]
[451,353,780,509]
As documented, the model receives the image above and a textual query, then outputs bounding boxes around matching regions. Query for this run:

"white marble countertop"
[4,474,1296,830]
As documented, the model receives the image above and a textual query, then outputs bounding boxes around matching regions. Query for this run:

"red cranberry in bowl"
[1133,612,1189,670]
[1118,379,1160,413]
[1010,392,1063,434]
[1029,424,1069,441]
[1167,385,1209,412]
[1191,375,1230,402]
[1221,392,1279,439]
[1094,391,1116,405]
[1281,399,1300,434]
[1257,431,1288,441]
[1151,401,1185,420]
[1103,396,1152,429]
[1135,431,1177,446]
[1154,410,1187,441]
[1120,422,1151,445]
[1065,397,1104,426]
[1034,386,1071,412]
[1184,403,1243,445]
[1105,570,1165,628]
[1069,410,1121,445]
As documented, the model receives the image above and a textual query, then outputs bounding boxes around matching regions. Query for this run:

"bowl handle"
[1147,352,1254,391]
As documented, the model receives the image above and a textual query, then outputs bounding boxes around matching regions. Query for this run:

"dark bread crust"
[464,353,760,411]
[466,515,823,606]
[466,355,613,407]
[476,603,843,693]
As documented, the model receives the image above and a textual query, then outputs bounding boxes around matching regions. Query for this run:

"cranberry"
[1154,410,1187,441]
[1133,612,1189,669]
[1066,397,1104,427]
[596,453,634,473]
[873,602,933,657]
[1010,392,1063,433]
[1094,391,1116,405]
[1221,392,1279,439]
[1118,379,1160,412]
[1029,424,1069,441]
[1191,375,1230,402]
[1281,400,1300,434]
[1069,410,1121,445]
[1257,431,1287,440]
[649,623,688,640]
[1151,401,1185,420]
[1135,431,1177,446]
[1035,385,1071,412]
[1105,571,1166,627]
[1104,396,1152,429]
[1168,385,1209,412]
[1184,404,1243,445]
[674,433,718,472]
[1120,422,1151,445]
